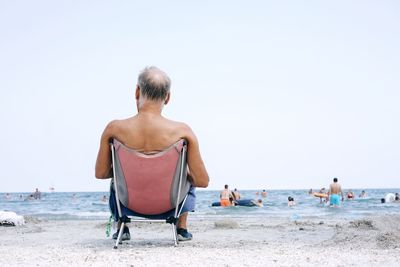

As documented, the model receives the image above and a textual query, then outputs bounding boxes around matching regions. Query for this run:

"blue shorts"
[330,194,340,206]
[109,185,196,220]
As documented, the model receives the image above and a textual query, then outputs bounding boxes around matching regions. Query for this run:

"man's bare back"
[328,177,344,206]
[220,189,232,200]
[96,114,208,187]
[329,182,342,195]
[109,115,190,154]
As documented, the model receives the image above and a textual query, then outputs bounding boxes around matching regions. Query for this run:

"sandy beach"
[1,215,399,267]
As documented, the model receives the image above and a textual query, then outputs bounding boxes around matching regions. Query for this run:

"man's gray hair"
[137,66,171,101]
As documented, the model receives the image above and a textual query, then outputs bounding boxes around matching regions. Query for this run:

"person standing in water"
[220,185,234,207]
[33,188,41,200]
[327,178,344,207]
[232,188,241,200]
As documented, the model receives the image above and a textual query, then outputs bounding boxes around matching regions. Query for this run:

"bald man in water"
[95,66,209,241]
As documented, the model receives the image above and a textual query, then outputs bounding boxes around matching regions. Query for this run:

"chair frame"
[110,140,188,249]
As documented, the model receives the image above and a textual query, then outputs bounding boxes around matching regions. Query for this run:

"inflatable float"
[385,193,395,203]
[0,211,25,226]
[211,199,257,207]
[313,192,328,198]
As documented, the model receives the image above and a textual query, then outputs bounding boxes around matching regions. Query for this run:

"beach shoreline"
[1,215,399,266]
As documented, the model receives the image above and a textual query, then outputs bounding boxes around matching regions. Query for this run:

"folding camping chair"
[110,139,191,249]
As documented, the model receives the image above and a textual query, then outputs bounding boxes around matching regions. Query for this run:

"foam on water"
[0,189,399,220]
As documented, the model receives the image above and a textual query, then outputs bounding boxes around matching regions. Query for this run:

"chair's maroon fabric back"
[114,140,184,215]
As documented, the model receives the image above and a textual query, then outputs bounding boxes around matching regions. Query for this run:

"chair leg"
[113,222,125,249]
[172,224,178,246]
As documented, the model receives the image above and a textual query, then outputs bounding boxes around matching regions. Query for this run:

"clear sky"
[1,1,399,192]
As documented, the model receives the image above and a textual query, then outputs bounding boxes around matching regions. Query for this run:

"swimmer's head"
[381,198,385,203]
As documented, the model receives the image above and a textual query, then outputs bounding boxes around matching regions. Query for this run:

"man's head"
[136,66,171,102]
[333,178,338,183]
[224,184,229,189]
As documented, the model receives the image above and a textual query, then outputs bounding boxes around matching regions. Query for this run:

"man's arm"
[182,124,209,188]
[95,121,116,179]
[340,185,344,201]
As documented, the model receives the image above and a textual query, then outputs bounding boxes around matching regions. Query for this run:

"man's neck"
[137,101,163,115]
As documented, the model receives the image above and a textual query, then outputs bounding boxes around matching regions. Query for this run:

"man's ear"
[135,85,140,100]
[164,92,170,105]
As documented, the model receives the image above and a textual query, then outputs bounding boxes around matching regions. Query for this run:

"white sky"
[1,1,399,192]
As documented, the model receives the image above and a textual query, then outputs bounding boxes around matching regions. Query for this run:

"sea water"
[1,189,399,221]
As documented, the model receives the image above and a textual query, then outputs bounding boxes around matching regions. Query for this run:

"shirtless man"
[232,188,241,200]
[261,189,267,198]
[33,188,41,200]
[220,185,233,207]
[95,66,209,241]
[327,178,344,207]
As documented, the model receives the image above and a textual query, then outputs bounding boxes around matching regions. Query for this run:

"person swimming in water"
[327,178,344,207]
[25,194,35,201]
[288,196,295,207]
[347,189,355,200]
[251,199,263,207]
[359,190,367,198]
[317,187,328,204]
[261,190,267,198]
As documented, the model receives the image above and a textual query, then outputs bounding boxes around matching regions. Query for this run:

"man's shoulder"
[163,118,195,139]
[164,118,191,130]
